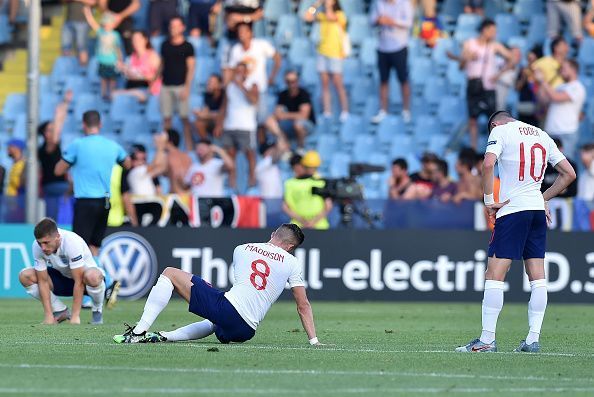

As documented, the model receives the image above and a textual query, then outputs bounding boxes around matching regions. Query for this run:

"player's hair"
[166,129,181,147]
[198,138,212,146]
[34,218,58,239]
[529,44,543,60]
[488,110,514,133]
[581,143,594,152]
[276,223,305,248]
[392,158,408,170]
[290,153,303,168]
[565,59,579,74]
[436,159,448,177]
[551,36,566,54]
[478,18,495,32]
[82,110,101,128]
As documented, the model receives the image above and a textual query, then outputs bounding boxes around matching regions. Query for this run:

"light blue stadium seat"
[508,36,528,61]
[446,61,467,97]
[445,151,459,181]
[513,0,545,23]
[64,75,91,97]
[61,129,80,148]
[350,77,374,112]
[50,56,79,91]
[390,134,413,158]
[387,75,403,113]
[11,113,27,140]
[360,37,378,73]
[73,93,100,121]
[188,36,213,58]
[432,38,456,75]
[288,37,314,69]
[145,95,162,131]
[109,94,141,127]
[413,116,442,147]
[264,0,290,23]
[526,14,547,48]
[377,115,406,147]
[347,14,371,47]
[194,56,217,91]
[423,77,448,113]
[405,153,422,173]
[343,58,362,88]
[121,114,148,144]
[495,14,520,44]
[410,58,433,96]
[437,96,467,131]
[484,0,506,18]
[150,35,165,52]
[0,15,12,45]
[454,14,482,43]
[329,152,351,178]
[440,0,464,29]
[99,114,116,135]
[274,14,301,48]
[40,93,60,123]
[352,134,376,163]
[308,22,320,46]
[85,57,101,91]
[339,114,363,146]
[578,38,594,73]
[316,134,339,161]
[428,134,451,156]
[2,94,27,127]
[188,94,205,122]
[341,0,364,19]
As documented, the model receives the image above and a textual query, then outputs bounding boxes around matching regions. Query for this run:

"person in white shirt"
[215,62,259,189]
[255,128,290,199]
[536,59,586,160]
[578,143,594,201]
[18,218,107,325]
[457,111,575,354]
[114,223,324,346]
[184,139,234,198]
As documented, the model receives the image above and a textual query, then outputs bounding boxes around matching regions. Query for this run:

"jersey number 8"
[518,142,547,182]
[250,259,270,290]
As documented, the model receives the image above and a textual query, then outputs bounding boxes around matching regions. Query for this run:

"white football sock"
[133,275,174,334]
[526,279,547,345]
[25,284,68,312]
[161,320,216,342]
[86,281,105,313]
[480,280,505,344]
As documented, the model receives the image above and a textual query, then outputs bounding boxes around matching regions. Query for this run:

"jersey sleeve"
[32,242,47,272]
[66,238,86,270]
[61,140,78,165]
[115,142,128,164]
[287,259,305,288]
[485,127,504,158]
[547,135,566,167]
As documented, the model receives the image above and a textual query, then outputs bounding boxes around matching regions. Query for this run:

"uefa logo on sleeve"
[99,232,158,300]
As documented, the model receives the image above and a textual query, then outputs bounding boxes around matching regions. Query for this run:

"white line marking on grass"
[1,363,592,383]
[2,387,594,395]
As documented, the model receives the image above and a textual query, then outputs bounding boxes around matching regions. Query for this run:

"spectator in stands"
[160,17,196,152]
[228,22,281,127]
[255,128,289,199]
[149,0,178,37]
[388,158,414,200]
[410,152,438,185]
[220,0,263,68]
[165,128,192,194]
[463,0,484,16]
[283,150,332,229]
[289,152,305,178]
[83,7,123,100]
[578,143,594,201]
[216,62,258,190]
[99,0,140,55]
[414,0,443,48]
[515,45,543,126]
[369,0,413,124]
[188,0,221,38]
[585,1,594,37]
[122,134,168,226]
[536,59,586,159]
[38,91,71,220]
[62,0,92,66]
[194,74,224,139]
[114,30,161,102]
[493,46,521,111]
[265,71,315,151]
[541,137,578,198]
[303,0,350,122]
[5,139,25,197]
[184,139,234,197]
[431,159,457,202]
[452,149,482,203]
[533,36,569,89]
[547,0,582,44]
[461,19,513,149]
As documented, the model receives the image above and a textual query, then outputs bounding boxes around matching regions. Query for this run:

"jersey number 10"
[250,259,270,290]
[518,142,547,182]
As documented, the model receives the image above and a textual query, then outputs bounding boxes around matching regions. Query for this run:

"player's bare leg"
[515,258,546,353]
[114,267,194,343]
[83,268,105,325]
[456,255,511,352]
[18,268,70,322]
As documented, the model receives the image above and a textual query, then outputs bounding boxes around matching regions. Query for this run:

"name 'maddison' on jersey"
[486,120,566,218]
[224,243,305,330]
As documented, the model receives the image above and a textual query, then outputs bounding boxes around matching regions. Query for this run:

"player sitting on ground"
[19,218,108,324]
[114,223,324,346]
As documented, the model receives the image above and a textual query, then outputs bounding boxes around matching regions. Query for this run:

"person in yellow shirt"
[283,151,332,230]
[532,37,569,89]
[303,0,350,122]
[6,139,26,197]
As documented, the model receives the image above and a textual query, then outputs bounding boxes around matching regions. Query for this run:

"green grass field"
[0,299,592,396]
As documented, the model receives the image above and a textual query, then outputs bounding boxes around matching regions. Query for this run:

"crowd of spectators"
[1,0,594,228]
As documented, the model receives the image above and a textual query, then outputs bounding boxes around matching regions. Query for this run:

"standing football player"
[114,223,324,346]
[456,111,576,353]
[19,218,107,324]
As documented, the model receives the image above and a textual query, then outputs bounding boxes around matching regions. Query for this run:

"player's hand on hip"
[486,199,510,211]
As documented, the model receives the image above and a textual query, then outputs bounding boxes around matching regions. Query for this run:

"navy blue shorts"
[488,210,547,260]
[378,47,408,84]
[47,267,89,297]
[188,276,256,344]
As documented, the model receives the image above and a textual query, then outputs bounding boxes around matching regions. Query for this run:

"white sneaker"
[371,109,387,124]
[339,111,349,123]
[402,109,412,123]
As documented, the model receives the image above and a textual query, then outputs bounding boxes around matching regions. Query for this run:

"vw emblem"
[99,232,158,300]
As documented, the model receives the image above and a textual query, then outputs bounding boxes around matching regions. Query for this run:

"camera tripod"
[338,199,382,229]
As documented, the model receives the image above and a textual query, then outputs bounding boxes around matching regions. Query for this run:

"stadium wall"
[1,225,593,302]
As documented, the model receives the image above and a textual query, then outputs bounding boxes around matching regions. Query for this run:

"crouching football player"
[114,223,324,346]
[19,218,107,324]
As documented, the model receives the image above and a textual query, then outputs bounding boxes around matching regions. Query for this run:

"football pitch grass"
[0,299,593,397]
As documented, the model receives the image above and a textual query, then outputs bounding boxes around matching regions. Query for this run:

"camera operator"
[282,151,332,230]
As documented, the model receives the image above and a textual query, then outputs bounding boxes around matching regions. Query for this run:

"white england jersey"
[33,229,98,278]
[486,120,566,218]
[224,243,305,329]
